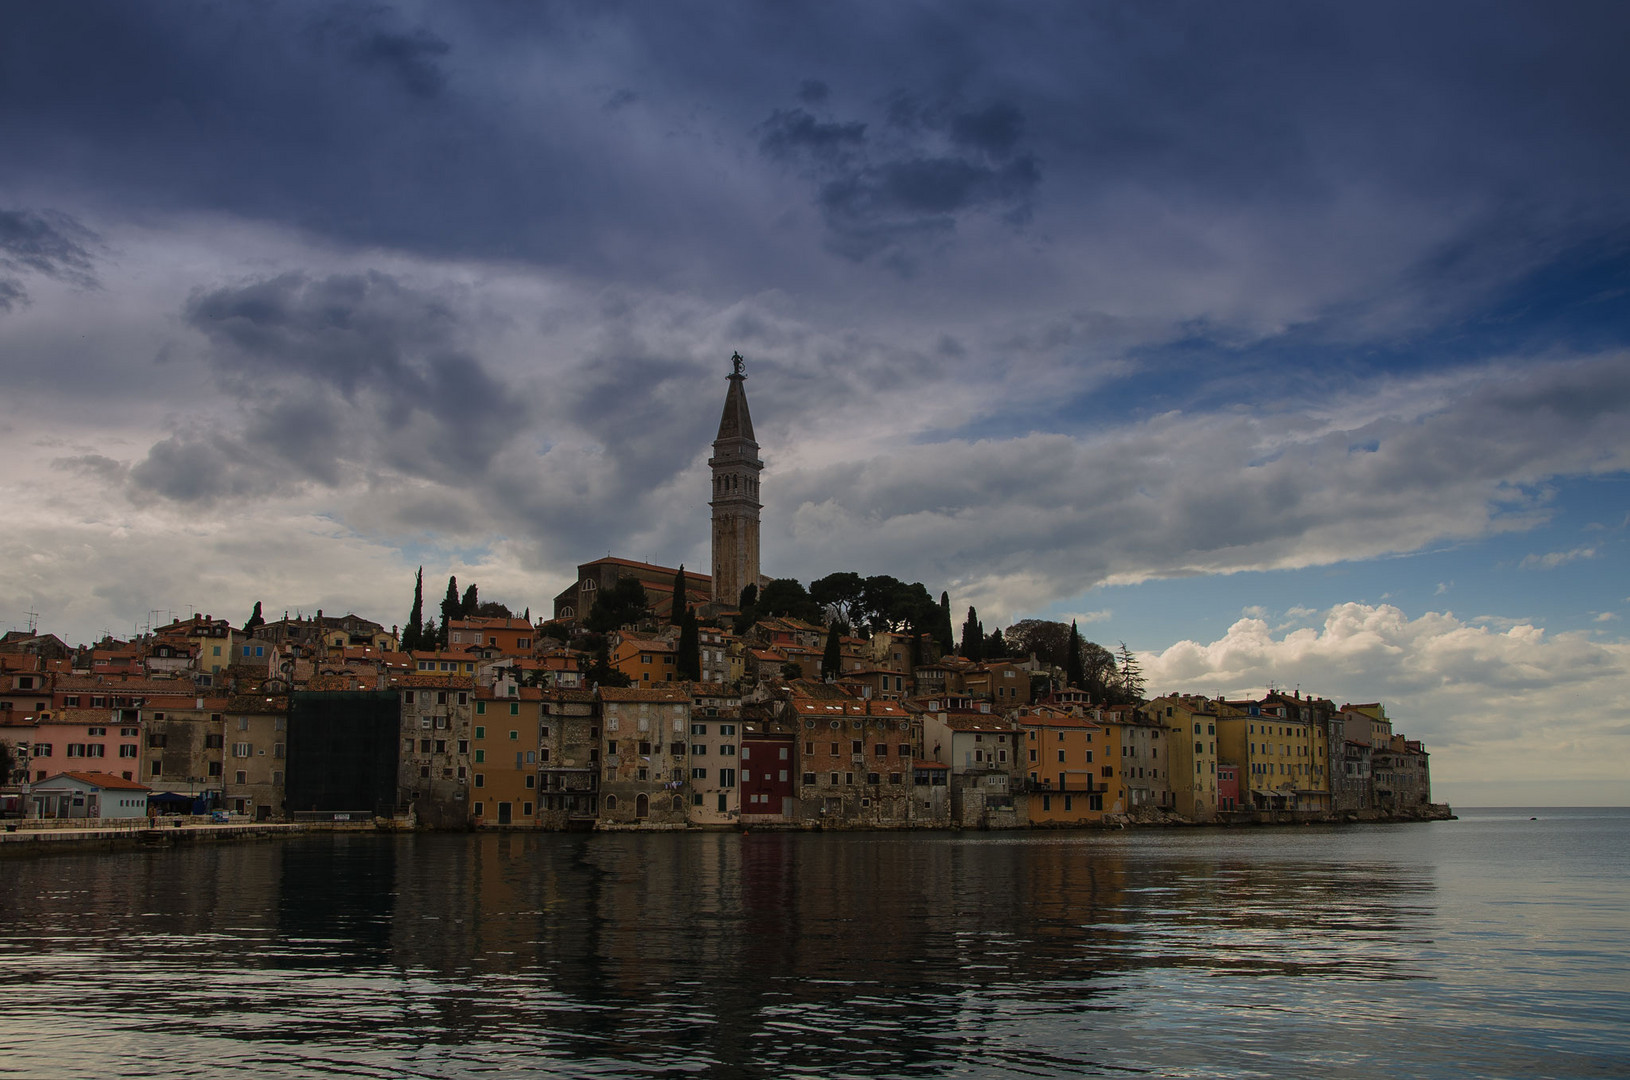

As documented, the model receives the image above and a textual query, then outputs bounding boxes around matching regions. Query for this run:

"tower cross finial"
[731,350,745,377]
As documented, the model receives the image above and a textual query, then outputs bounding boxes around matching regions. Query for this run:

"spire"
[716,351,755,443]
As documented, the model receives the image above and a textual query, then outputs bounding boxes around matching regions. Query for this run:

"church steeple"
[709,352,763,607]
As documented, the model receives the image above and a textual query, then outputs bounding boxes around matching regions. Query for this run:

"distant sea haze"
[1,808,1624,1077]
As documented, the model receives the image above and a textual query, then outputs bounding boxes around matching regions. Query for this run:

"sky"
[1,1,1627,805]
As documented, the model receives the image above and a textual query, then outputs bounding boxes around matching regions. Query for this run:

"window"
[234,743,251,758]
[475,701,484,715]
[1057,749,1066,763]
[34,743,52,757]
[525,775,536,788]
[474,725,485,739]
[119,745,137,758]
[120,726,139,737]
[803,772,816,785]
[691,723,708,735]
[148,733,167,748]
[235,771,247,785]
[474,774,485,787]
[509,703,519,716]
[692,767,708,779]
[87,726,106,736]
[608,740,618,754]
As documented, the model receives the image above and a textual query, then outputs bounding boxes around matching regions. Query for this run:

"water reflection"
[1,821,1624,1078]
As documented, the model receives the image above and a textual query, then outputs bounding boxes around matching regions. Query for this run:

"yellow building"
[1217,697,1323,811]
[1145,694,1219,821]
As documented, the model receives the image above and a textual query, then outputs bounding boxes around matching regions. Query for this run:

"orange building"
[471,686,544,826]
[448,617,536,656]
[1016,706,1114,824]
[610,633,679,684]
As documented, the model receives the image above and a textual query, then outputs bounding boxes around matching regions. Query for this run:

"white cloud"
[1435,581,1452,595]
[1595,612,1620,623]
[1520,546,1598,570]
[1142,601,1630,804]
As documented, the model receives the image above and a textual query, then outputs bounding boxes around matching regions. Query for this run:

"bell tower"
[709,351,762,607]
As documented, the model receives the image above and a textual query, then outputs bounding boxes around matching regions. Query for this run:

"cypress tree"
[671,564,687,625]
[439,576,459,648]
[677,605,701,680]
[405,568,425,651]
[461,583,479,617]
[961,607,984,662]
[1066,619,1085,690]
[243,601,265,636]
[937,591,955,654]
[821,621,843,680]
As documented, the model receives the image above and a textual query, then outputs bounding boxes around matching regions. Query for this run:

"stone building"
[598,686,690,826]
[537,689,600,827]
[397,674,474,827]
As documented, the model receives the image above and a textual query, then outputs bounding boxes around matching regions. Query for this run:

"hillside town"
[0,357,1439,831]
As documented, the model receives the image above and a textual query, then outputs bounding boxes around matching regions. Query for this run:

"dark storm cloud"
[0,209,99,309]
[758,95,1041,264]
[307,8,454,99]
[3,1,1628,316]
[128,271,526,502]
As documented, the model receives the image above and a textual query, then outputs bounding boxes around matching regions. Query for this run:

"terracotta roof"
[42,771,152,791]
[390,673,476,689]
[599,686,691,703]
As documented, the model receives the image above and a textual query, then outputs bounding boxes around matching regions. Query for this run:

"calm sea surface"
[1,808,1626,1079]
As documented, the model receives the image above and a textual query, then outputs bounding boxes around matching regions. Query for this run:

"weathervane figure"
[731,350,745,377]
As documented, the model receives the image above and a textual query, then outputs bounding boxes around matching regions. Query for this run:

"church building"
[551,353,764,625]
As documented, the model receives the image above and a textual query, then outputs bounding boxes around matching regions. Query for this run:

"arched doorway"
[636,793,649,818]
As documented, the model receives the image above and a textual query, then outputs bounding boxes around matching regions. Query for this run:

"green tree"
[403,567,425,651]
[985,627,1007,658]
[473,600,513,619]
[671,565,688,624]
[242,601,265,636]
[421,619,438,650]
[821,621,843,680]
[1066,620,1085,689]
[781,661,803,680]
[0,740,14,785]
[1082,640,1117,701]
[960,606,984,661]
[585,577,650,634]
[586,636,632,688]
[810,572,866,629]
[439,576,460,648]
[757,578,823,623]
[1007,619,1073,668]
[1116,642,1147,702]
[461,583,479,617]
[677,605,701,680]
[937,591,955,654]
[732,583,759,633]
